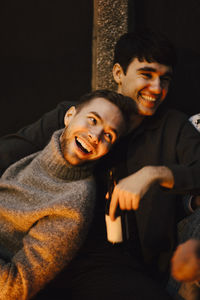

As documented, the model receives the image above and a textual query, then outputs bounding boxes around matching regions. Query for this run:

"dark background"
[1,0,200,136]
[0,0,93,136]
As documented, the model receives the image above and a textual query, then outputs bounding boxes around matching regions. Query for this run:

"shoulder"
[189,113,200,132]
[143,108,189,133]
[156,108,188,124]
[1,152,39,180]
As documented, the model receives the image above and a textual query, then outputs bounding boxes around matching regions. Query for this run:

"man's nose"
[88,129,101,144]
[149,77,162,94]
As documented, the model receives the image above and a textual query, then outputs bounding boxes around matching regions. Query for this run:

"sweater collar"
[39,129,95,180]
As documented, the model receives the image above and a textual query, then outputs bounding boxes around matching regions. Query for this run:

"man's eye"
[141,73,151,79]
[104,132,113,142]
[88,117,97,125]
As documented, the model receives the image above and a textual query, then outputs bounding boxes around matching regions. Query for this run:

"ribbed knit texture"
[178,208,200,242]
[0,129,96,300]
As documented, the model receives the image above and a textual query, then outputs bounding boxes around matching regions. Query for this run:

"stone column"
[92,0,128,91]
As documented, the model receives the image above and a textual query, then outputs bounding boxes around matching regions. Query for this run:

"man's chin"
[137,105,157,116]
[136,97,161,116]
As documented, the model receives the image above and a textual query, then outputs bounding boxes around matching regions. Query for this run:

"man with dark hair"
[0,29,200,299]
[0,90,134,300]
[109,30,200,300]
[113,29,176,74]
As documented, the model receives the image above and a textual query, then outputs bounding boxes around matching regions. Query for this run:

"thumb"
[109,187,119,221]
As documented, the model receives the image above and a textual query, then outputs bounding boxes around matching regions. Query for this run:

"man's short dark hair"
[76,89,136,134]
[113,28,177,74]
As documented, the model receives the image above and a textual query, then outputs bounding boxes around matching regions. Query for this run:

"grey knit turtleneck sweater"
[0,129,96,300]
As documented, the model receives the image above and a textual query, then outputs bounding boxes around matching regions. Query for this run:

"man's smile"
[138,93,160,108]
[75,136,94,154]
[60,96,125,165]
[140,94,157,102]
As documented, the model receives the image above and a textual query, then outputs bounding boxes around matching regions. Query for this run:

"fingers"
[109,186,120,221]
[171,241,200,282]
[119,191,139,210]
[109,185,140,221]
[131,194,140,210]
[120,191,132,210]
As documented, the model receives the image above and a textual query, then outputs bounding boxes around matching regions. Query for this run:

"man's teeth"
[141,95,156,102]
[76,137,91,152]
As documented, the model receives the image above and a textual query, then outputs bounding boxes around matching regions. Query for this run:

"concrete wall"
[92,0,128,91]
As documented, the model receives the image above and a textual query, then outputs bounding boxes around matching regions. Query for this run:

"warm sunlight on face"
[114,58,172,116]
[61,97,125,165]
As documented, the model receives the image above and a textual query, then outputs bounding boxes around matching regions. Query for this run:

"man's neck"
[116,88,145,131]
[129,113,144,132]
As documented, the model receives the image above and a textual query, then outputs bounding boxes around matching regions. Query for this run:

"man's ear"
[64,106,76,126]
[112,63,124,85]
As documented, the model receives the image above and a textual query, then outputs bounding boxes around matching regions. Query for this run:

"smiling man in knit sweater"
[0,90,135,300]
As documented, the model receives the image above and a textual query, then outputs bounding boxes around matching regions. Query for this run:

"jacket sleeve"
[167,120,200,194]
[178,208,200,242]
[0,213,85,300]
[0,101,73,175]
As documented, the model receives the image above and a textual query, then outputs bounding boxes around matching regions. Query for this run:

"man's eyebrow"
[90,111,102,121]
[90,111,118,136]
[137,67,157,72]
[137,67,173,78]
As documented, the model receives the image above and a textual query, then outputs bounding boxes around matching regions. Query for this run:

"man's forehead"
[132,58,173,74]
[79,97,124,131]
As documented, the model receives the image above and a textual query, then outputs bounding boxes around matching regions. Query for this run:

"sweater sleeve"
[0,101,73,175]
[0,213,86,300]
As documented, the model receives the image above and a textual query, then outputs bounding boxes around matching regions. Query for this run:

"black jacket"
[112,107,200,275]
[0,101,71,174]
